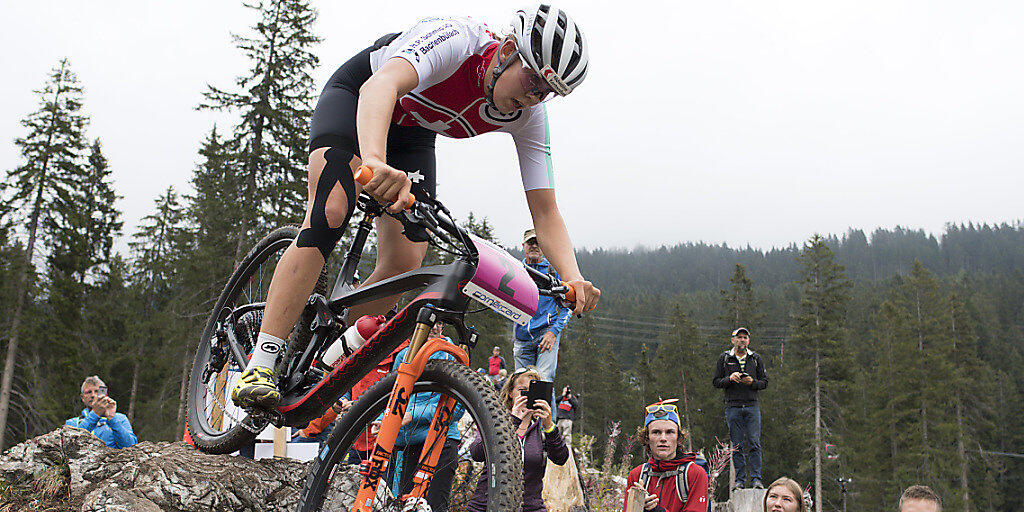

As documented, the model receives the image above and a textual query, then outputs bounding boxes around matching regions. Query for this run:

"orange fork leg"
[349,327,430,511]
[403,394,458,501]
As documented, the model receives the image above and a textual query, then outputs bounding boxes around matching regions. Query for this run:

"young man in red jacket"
[623,400,709,512]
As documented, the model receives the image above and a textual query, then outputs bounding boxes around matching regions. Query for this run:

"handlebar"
[354,164,576,306]
[354,165,416,209]
[523,264,577,308]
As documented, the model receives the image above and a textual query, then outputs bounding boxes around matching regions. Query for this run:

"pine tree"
[128,188,187,424]
[45,139,121,285]
[791,235,851,512]
[41,138,123,423]
[176,126,244,428]
[199,0,320,259]
[871,261,961,501]
[635,343,657,407]
[719,263,765,331]
[659,305,709,453]
[0,59,91,448]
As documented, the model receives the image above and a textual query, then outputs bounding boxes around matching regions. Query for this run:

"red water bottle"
[319,315,386,368]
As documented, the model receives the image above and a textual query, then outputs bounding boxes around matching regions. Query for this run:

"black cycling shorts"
[309,33,437,199]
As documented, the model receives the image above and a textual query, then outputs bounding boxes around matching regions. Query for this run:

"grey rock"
[0,426,366,512]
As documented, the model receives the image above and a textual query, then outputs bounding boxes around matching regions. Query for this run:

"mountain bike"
[185,173,576,511]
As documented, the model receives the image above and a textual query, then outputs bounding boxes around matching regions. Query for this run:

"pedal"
[241,406,282,431]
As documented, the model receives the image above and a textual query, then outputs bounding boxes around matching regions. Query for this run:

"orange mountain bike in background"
[185,176,576,511]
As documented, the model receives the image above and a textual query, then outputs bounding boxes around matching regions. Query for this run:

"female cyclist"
[233,5,601,408]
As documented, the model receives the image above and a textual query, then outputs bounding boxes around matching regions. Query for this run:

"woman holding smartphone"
[467,367,568,512]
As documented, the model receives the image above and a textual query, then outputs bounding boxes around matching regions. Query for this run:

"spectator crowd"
[59,224,948,512]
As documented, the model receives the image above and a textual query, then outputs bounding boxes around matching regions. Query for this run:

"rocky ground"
[0,426,352,511]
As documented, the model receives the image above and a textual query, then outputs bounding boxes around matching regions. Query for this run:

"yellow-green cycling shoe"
[231,366,281,409]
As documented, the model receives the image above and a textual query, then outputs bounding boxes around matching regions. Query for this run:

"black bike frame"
[216,201,483,430]
[274,259,477,427]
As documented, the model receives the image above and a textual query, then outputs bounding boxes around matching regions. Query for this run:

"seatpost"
[330,210,376,299]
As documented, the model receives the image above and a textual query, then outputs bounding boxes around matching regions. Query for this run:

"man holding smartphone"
[712,327,768,490]
[514,229,573,409]
[65,375,137,449]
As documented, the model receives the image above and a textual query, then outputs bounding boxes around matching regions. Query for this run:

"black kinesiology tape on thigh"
[296,149,357,260]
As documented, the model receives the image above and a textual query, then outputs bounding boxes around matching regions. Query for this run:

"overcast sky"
[2,0,1021,252]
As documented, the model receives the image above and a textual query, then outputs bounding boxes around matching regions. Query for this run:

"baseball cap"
[523,228,537,244]
[732,327,749,336]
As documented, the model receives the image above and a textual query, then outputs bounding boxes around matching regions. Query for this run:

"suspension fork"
[351,306,469,512]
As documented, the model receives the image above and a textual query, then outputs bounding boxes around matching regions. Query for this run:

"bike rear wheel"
[299,360,523,512]
[186,226,328,454]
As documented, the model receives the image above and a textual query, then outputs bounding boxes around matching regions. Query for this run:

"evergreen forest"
[1,1,1021,511]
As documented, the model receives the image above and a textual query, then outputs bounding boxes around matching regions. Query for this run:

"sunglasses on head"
[645,399,679,416]
[644,399,681,427]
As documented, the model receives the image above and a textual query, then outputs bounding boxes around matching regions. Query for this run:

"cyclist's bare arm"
[357,57,419,212]
[525,188,600,313]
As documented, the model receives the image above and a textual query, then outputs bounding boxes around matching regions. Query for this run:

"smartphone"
[739,373,750,379]
[526,380,553,409]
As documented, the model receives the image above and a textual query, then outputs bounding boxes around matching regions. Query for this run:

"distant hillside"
[574,222,1024,298]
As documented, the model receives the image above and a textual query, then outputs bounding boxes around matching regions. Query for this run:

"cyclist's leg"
[261,147,358,337]
[234,54,364,408]
[234,147,358,408]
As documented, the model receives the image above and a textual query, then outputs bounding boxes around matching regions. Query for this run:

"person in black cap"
[712,327,768,489]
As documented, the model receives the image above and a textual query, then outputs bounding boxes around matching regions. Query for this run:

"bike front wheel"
[299,360,523,512]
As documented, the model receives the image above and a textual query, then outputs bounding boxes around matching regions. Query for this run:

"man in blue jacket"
[65,376,137,449]
[514,228,572,407]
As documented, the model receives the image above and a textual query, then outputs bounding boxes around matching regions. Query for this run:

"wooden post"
[273,427,287,458]
[729,456,736,499]
[210,365,228,430]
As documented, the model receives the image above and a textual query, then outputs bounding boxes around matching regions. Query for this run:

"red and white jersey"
[369,16,555,191]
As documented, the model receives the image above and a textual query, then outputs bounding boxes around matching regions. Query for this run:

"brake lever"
[417,204,457,245]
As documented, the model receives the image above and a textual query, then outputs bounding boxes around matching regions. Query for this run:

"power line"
[979,448,1024,459]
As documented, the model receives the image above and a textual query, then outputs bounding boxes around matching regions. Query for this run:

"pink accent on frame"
[465,234,539,323]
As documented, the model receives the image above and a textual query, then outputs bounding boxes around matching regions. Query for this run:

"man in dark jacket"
[712,327,768,489]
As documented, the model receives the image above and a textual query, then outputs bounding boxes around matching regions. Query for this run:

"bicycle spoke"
[304,365,521,512]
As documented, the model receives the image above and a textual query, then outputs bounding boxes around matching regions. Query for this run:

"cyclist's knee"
[323,184,350,228]
[296,148,357,260]
[308,147,330,171]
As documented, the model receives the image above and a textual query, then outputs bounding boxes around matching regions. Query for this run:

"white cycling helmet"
[486,4,590,106]
[512,4,589,96]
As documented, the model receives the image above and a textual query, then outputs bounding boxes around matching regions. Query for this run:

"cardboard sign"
[625,487,646,512]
